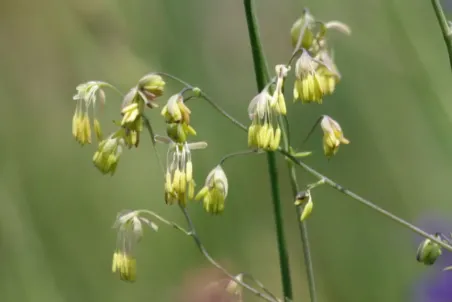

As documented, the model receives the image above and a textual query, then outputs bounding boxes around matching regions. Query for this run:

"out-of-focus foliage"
[1,0,452,302]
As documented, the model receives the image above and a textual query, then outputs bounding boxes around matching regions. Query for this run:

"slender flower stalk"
[431,0,452,71]
[244,0,293,300]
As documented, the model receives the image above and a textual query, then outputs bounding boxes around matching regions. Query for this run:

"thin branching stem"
[279,148,452,252]
[178,206,281,302]
[219,149,261,165]
[431,0,452,71]
[136,209,191,235]
[137,207,281,302]
[241,273,282,302]
[244,0,294,300]
[193,81,452,253]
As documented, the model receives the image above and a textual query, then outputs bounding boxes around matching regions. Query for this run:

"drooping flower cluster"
[120,74,166,147]
[69,6,356,285]
[71,74,166,175]
[290,10,349,104]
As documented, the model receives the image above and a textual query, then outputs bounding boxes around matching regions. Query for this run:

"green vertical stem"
[431,0,452,71]
[244,0,293,301]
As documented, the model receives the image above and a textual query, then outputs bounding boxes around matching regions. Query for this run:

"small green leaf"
[293,151,312,158]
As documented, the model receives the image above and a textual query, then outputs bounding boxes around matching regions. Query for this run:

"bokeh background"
[1,0,452,301]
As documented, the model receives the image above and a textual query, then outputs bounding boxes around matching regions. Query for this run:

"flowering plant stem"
[431,0,452,70]
[189,90,452,254]
[244,0,294,301]
[279,114,317,302]
[136,208,280,302]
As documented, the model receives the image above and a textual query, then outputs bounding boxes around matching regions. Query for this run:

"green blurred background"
[1,0,452,301]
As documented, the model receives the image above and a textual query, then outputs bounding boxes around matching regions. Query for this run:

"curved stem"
[241,273,281,302]
[153,71,193,88]
[279,148,452,253]
[185,79,452,254]
[140,123,280,302]
[219,149,261,165]
[178,206,281,302]
[136,209,191,235]
[200,92,248,130]
[431,0,452,71]
[244,0,293,301]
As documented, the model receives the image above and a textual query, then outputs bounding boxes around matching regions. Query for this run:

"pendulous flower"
[161,93,196,143]
[138,74,165,107]
[111,210,158,282]
[315,50,341,96]
[72,81,106,145]
[195,165,228,214]
[320,115,349,158]
[247,90,282,151]
[293,50,324,104]
[92,130,125,175]
[157,136,207,207]
[271,65,290,115]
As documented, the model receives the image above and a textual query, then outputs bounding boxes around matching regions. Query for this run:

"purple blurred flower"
[413,214,452,302]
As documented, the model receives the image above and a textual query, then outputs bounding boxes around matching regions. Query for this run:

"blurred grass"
[1,0,452,302]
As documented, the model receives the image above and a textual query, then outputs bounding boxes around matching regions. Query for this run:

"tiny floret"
[195,165,228,214]
[320,115,349,158]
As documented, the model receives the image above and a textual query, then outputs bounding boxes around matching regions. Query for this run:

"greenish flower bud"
[416,234,443,265]
[295,191,313,221]
[167,123,187,143]
[192,87,202,97]
[138,74,165,100]
[92,133,125,175]
[290,12,315,50]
